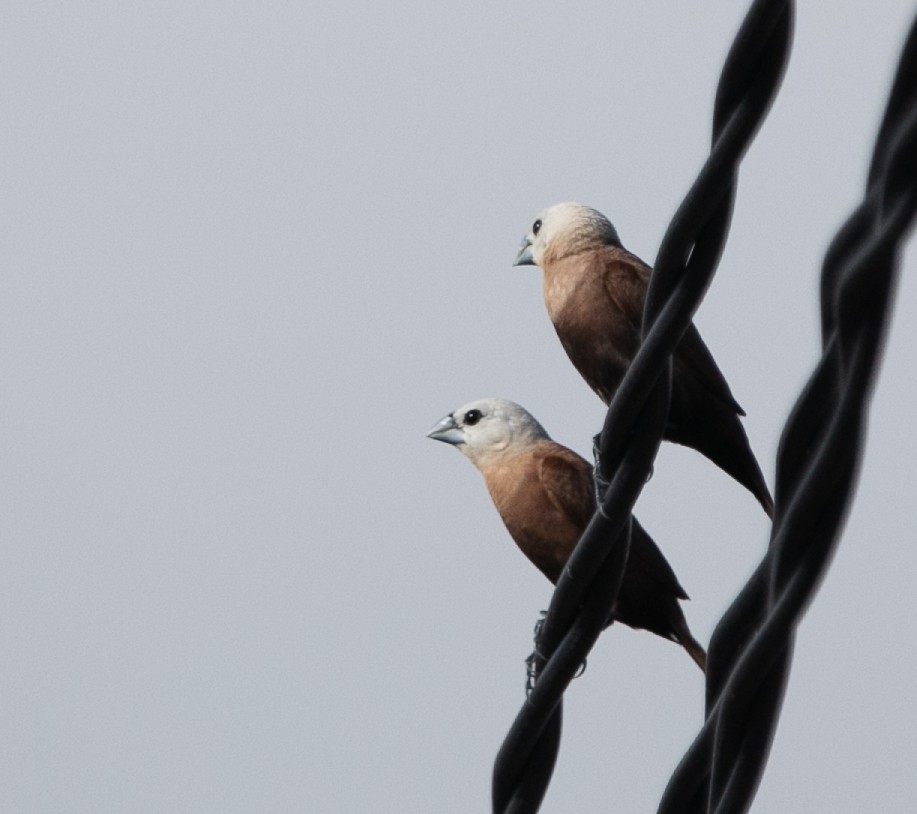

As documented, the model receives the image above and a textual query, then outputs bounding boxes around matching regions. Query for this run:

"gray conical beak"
[426,413,465,445]
[513,235,535,266]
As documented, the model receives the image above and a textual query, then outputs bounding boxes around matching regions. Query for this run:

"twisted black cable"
[658,13,917,814]
[490,2,792,811]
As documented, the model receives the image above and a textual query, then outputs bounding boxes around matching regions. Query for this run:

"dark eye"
[532,219,542,236]
[463,409,483,426]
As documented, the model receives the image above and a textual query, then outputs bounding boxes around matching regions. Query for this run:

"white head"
[426,398,550,468]
[513,202,621,268]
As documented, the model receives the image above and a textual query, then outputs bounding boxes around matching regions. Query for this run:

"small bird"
[513,202,774,517]
[427,398,706,671]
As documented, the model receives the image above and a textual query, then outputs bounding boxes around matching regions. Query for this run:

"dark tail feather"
[666,392,774,519]
[729,431,773,519]
[676,625,707,673]
[759,488,775,519]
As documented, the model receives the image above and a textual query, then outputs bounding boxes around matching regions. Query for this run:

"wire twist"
[659,14,917,812]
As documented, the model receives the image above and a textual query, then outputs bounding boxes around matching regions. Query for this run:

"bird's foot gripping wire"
[532,609,547,640]
[524,650,542,696]
[524,610,587,695]
[525,611,549,695]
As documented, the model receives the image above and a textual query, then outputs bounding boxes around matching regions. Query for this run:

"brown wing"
[598,247,650,343]
[597,246,743,420]
[534,443,596,531]
[627,517,690,600]
[534,448,689,601]
[532,445,689,600]
[587,248,649,403]
[674,323,745,416]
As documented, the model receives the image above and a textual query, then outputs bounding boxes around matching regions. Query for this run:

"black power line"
[659,12,917,814]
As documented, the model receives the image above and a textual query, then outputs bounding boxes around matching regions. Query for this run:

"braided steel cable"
[658,14,917,813]
[491,2,792,812]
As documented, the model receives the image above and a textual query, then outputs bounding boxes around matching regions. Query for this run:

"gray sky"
[3,2,915,812]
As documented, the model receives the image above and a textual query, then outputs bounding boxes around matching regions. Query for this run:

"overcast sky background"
[3,2,916,812]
